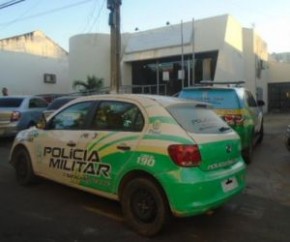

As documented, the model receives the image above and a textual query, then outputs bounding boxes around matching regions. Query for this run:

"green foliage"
[73,75,103,93]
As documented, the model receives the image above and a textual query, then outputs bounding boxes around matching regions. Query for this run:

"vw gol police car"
[10,94,246,236]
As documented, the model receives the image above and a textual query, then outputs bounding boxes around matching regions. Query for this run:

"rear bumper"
[0,123,18,137]
[158,161,246,217]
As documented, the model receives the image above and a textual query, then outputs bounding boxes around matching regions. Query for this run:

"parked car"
[43,96,77,118]
[9,94,246,236]
[285,124,290,151]
[0,96,48,137]
[178,82,264,164]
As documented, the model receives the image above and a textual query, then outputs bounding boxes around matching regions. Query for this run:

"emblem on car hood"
[226,144,232,153]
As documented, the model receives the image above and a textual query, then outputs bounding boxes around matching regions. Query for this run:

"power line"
[0,0,94,26]
[0,0,25,10]
[86,0,106,33]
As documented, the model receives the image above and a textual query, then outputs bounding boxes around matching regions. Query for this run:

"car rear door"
[244,90,262,134]
[74,100,145,194]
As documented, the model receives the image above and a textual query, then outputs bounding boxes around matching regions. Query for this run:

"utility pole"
[191,18,195,86]
[107,0,121,94]
[180,20,185,89]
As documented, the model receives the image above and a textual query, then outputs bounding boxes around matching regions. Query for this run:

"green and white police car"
[9,94,246,236]
[178,82,264,164]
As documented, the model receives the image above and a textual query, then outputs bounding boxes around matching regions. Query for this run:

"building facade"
[0,31,69,96]
[69,14,270,106]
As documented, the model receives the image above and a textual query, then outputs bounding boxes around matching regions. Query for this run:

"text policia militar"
[43,147,111,178]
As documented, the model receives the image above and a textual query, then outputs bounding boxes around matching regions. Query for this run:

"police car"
[9,94,246,236]
[178,81,264,164]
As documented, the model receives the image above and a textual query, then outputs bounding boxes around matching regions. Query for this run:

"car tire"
[12,147,36,185]
[286,137,290,151]
[120,177,170,237]
[257,123,264,144]
[243,139,253,164]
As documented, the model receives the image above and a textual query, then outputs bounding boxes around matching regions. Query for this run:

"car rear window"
[179,88,240,109]
[0,98,24,108]
[167,103,231,134]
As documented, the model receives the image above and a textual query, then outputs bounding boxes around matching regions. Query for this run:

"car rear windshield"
[47,98,74,110]
[167,103,231,134]
[0,98,24,108]
[179,88,240,109]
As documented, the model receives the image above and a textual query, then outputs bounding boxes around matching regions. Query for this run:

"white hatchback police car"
[9,94,246,236]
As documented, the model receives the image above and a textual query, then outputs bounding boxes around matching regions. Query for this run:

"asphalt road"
[0,113,290,242]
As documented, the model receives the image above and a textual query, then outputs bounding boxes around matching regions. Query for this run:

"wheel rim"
[131,189,157,223]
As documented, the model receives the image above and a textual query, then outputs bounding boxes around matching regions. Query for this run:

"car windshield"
[167,103,231,134]
[0,98,24,108]
[179,89,241,109]
[47,98,74,110]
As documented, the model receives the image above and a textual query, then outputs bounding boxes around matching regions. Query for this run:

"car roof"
[182,85,245,91]
[52,96,78,101]
[69,94,209,108]
[0,95,40,99]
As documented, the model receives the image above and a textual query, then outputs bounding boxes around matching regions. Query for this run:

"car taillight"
[223,114,244,126]
[10,111,21,122]
[168,144,201,167]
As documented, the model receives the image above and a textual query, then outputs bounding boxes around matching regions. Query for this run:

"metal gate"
[268,82,290,112]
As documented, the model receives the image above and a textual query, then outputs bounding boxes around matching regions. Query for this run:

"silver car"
[0,96,48,137]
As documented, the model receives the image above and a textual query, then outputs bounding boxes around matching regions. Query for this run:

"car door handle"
[117,145,131,151]
[67,141,76,147]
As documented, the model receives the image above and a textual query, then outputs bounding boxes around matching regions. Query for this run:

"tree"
[73,75,103,94]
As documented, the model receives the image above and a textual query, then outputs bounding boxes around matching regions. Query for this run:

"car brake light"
[168,144,201,167]
[10,111,21,122]
[223,114,244,126]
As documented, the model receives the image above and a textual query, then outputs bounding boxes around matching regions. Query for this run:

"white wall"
[215,16,245,82]
[243,28,269,111]
[0,50,69,95]
[268,61,290,83]
[69,34,111,91]
[0,31,67,59]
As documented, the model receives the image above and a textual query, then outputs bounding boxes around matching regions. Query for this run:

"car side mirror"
[36,114,47,129]
[257,100,265,106]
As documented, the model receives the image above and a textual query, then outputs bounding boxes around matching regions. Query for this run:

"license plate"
[222,177,238,192]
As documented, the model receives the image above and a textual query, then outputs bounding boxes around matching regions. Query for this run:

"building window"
[44,73,56,84]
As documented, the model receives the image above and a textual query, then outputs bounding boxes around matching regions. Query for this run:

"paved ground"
[0,113,290,241]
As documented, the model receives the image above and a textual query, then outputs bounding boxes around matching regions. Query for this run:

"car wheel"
[257,123,264,144]
[286,137,290,151]
[120,177,170,237]
[12,147,35,185]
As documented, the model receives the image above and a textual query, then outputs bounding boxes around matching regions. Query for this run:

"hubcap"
[132,189,157,223]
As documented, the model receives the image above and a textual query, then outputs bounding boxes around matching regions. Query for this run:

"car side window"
[245,91,257,107]
[47,101,92,130]
[29,98,48,108]
[91,101,144,131]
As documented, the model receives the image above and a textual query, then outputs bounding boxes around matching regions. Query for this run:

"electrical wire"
[85,0,106,33]
[0,0,25,10]
[0,0,95,26]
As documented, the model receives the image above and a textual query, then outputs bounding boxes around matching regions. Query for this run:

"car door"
[74,100,145,194]
[245,90,262,134]
[32,101,95,183]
